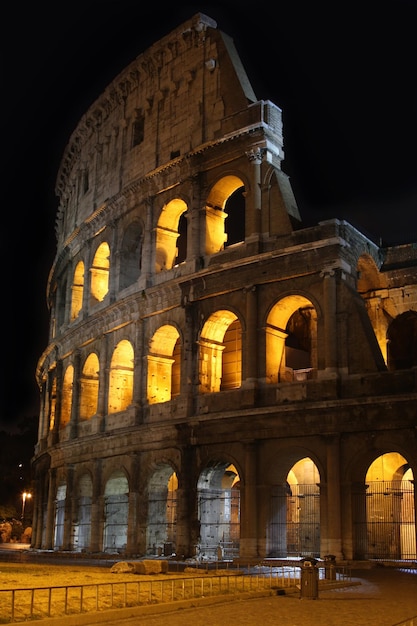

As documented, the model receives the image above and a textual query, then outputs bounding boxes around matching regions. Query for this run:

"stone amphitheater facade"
[32,13,417,562]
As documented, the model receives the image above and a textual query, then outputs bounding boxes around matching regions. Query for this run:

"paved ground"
[29,565,417,626]
[1,546,416,626]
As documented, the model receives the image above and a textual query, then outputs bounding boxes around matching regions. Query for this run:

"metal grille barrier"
[0,564,352,623]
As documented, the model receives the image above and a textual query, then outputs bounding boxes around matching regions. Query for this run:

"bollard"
[323,554,336,580]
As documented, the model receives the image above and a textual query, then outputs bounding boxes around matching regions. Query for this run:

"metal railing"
[0,563,351,623]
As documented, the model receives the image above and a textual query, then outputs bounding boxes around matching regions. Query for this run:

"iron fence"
[0,563,351,623]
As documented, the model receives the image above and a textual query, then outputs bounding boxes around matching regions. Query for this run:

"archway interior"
[146,465,178,557]
[268,457,320,558]
[364,452,415,560]
[197,462,240,561]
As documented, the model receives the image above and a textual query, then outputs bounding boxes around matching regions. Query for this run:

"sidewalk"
[25,565,417,626]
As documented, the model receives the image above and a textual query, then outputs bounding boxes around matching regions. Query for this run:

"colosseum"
[32,13,417,563]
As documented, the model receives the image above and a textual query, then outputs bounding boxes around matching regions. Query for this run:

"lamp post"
[21,492,32,522]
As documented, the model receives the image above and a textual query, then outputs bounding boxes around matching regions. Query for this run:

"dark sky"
[2,1,416,429]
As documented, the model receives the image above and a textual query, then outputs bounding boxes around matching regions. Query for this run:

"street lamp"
[21,492,32,521]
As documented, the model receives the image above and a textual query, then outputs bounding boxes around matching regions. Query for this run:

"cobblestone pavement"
[33,565,417,626]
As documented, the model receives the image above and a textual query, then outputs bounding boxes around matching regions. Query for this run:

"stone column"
[44,468,57,550]
[321,268,338,372]
[325,435,343,558]
[70,350,81,439]
[126,453,140,556]
[243,285,258,383]
[96,333,109,432]
[133,319,144,423]
[90,459,102,553]
[245,147,264,237]
[62,465,74,550]
[239,441,258,559]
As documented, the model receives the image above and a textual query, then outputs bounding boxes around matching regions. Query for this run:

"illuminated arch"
[108,340,134,414]
[90,242,110,303]
[364,453,415,559]
[71,261,84,320]
[266,295,317,383]
[60,364,74,427]
[199,310,242,393]
[147,325,181,404]
[155,198,188,272]
[79,353,99,420]
[268,457,320,557]
[205,175,245,254]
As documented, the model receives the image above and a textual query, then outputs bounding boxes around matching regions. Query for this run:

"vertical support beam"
[245,147,264,237]
[243,285,258,382]
[44,468,57,550]
[321,268,338,372]
[90,459,102,553]
[240,440,259,559]
[325,435,343,559]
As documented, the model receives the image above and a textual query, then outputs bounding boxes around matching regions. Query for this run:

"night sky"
[2,1,416,429]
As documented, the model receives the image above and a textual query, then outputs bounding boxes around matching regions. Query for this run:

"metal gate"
[353,480,416,560]
[268,483,320,557]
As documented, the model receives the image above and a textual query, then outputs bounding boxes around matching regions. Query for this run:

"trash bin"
[323,554,336,580]
[299,557,319,599]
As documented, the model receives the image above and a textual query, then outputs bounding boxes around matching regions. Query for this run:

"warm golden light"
[21,492,32,520]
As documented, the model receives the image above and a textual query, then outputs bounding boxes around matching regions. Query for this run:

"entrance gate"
[353,480,416,560]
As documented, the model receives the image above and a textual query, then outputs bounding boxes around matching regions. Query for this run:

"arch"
[70,261,84,320]
[147,325,181,404]
[71,472,93,551]
[90,242,110,303]
[103,469,129,553]
[119,221,143,290]
[155,198,188,272]
[266,295,317,383]
[54,482,67,550]
[267,457,320,557]
[387,310,417,370]
[146,464,178,556]
[197,461,240,560]
[205,175,245,254]
[108,339,134,414]
[358,453,416,560]
[79,353,99,420]
[198,310,242,393]
[60,364,74,428]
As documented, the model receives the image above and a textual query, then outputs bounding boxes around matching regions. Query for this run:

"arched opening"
[79,353,99,420]
[146,465,178,556]
[103,470,129,553]
[205,175,245,255]
[387,311,417,371]
[71,473,92,551]
[60,365,74,428]
[71,261,84,320]
[354,453,416,560]
[199,311,242,393]
[197,462,240,561]
[155,198,188,272]
[53,483,66,550]
[119,222,143,290]
[90,242,110,304]
[147,325,181,404]
[266,296,317,383]
[108,340,134,414]
[268,457,320,557]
